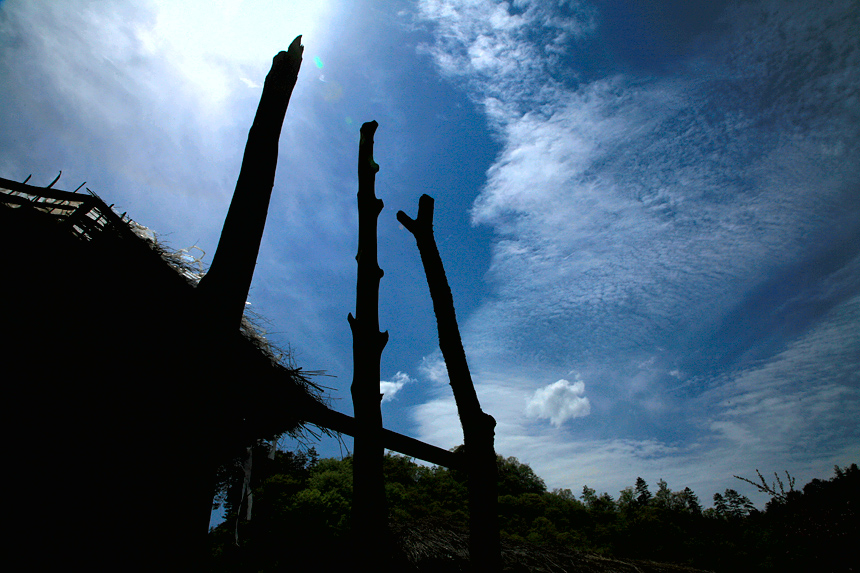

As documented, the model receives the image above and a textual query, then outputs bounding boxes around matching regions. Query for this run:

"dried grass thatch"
[1,174,329,429]
[388,518,714,573]
[1,174,334,568]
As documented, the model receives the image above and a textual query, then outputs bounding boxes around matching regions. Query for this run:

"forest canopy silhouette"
[210,447,857,572]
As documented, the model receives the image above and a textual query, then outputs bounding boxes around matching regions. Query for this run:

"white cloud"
[419,0,860,377]
[416,0,592,124]
[702,294,860,458]
[525,377,591,427]
[412,0,860,506]
[380,371,415,402]
[418,352,450,385]
[412,396,462,448]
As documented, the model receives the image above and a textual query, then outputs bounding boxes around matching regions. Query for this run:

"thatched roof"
[0,174,328,441]
[2,174,336,568]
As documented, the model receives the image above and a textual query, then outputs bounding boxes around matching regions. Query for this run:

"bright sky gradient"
[2,0,858,510]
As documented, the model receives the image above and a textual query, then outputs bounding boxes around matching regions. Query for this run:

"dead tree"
[397,194,500,571]
[192,36,303,548]
[349,120,389,565]
[198,35,303,330]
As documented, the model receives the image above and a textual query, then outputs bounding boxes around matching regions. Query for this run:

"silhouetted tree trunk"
[198,36,304,331]
[397,194,500,572]
[195,37,303,539]
[349,120,389,567]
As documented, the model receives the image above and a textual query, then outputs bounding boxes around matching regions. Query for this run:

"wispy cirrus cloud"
[418,352,450,386]
[417,0,592,120]
[412,0,860,499]
[702,294,860,459]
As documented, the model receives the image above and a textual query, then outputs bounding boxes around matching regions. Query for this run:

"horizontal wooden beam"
[2,177,463,473]
[302,403,463,471]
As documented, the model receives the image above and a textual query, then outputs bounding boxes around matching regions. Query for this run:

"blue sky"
[2,0,858,509]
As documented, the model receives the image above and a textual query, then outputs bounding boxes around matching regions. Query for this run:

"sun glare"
[136,0,335,111]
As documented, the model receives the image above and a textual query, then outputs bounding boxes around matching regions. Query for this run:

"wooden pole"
[198,36,303,331]
[397,194,500,571]
[194,38,302,543]
[349,120,388,566]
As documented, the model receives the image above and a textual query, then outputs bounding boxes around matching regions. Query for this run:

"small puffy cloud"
[380,371,415,403]
[526,377,591,427]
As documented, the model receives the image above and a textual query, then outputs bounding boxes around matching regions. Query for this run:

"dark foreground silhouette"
[1,37,321,569]
[209,450,857,572]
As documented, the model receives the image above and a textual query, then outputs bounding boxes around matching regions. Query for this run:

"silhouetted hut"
[1,175,328,568]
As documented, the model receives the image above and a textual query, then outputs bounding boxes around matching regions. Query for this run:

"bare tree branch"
[398,193,500,572]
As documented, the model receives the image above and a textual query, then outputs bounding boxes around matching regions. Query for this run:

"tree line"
[208,447,857,572]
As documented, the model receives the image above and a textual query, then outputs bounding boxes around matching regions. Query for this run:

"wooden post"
[397,194,500,571]
[198,36,303,331]
[194,38,302,540]
[349,120,388,566]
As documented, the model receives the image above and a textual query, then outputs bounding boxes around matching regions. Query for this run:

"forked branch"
[398,193,499,572]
